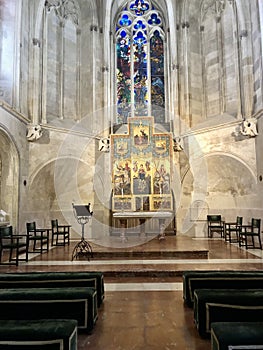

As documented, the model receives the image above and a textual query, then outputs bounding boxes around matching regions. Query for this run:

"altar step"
[86,251,208,278]
[72,236,209,277]
[23,236,207,278]
[92,249,208,260]
[93,264,187,278]
[89,235,208,261]
[7,237,263,281]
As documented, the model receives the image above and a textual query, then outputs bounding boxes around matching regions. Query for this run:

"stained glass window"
[116,0,165,124]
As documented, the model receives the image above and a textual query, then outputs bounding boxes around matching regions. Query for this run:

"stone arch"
[34,0,81,41]
[177,151,257,234]
[205,152,256,195]
[0,127,19,228]
[181,151,257,203]
[26,157,94,235]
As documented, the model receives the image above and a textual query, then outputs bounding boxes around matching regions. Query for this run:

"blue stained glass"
[134,30,147,46]
[120,30,127,38]
[150,30,165,122]
[117,32,131,123]
[130,0,150,16]
[148,13,161,26]
[134,20,146,30]
[116,0,165,123]
[119,14,132,27]
[133,28,148,115]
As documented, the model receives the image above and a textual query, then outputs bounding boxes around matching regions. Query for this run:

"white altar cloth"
[113,211,173,219]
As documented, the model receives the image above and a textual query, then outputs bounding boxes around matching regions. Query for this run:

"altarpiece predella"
[111,117,173,213]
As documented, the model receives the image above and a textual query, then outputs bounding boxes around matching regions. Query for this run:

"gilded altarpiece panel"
[111,117,173,212]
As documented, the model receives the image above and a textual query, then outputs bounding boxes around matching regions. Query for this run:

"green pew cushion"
[211,322,263,350]
[183,270,263,307]
[194,289,263,338]
[0,319,77,350]
[0,271,104,307]
[0,287,97,333]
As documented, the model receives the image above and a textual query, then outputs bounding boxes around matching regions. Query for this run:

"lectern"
[72,203,93,261]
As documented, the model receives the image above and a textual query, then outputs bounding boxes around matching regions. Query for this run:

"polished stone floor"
[1,234,263,349]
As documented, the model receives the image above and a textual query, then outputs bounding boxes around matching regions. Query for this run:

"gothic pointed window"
[116,0,165,124]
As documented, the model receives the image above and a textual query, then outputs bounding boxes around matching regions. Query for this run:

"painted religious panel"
[133,160,151,195]
[112,137,131,196]
[131,118,152,152]
[111,117,173,211]
[153,196,172,210]
[153,159,171,195]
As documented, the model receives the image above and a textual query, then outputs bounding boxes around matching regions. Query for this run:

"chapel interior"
[1,0,263,349]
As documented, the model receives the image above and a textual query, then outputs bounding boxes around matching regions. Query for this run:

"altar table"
[113,211,173,241]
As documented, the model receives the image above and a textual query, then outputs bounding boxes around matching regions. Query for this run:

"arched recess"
[205,154,257,195]
[178,152,257,234]
[181,152,257,206]
[27,157,94,237]
[0,128,19,228]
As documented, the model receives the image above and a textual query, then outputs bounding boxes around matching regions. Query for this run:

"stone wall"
[0,0,262,238]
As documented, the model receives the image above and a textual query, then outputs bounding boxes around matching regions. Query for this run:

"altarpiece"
[111,117,173,213]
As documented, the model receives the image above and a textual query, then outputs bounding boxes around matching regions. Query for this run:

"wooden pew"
[193,289,263,338]
[211,322,263,350]
[0,271,104,307]
[0,287,97,333]
[0,319,77,350]
[183,270,263,307]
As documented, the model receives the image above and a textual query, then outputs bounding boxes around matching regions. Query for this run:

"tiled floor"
[1,234,263,349]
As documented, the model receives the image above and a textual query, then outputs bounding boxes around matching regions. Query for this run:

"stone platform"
[90,235,208,260]
[7,235,263,279]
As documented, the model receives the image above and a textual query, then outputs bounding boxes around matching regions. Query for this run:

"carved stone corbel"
[239,117,258,137]
[98,137,110,152]
[26,124,43,142]
[173,137,184,152]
